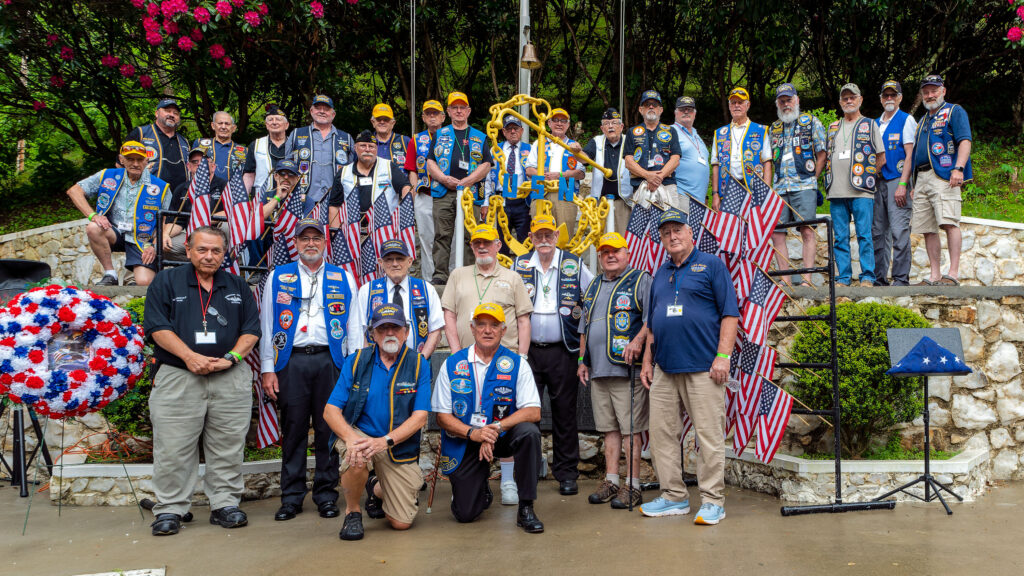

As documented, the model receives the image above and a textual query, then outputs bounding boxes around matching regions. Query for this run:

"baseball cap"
[880,80,902,95]
[422,100,444,113]
[640,90,662,105]
[601,108,622,120]
[370,304,407,330]
[839,83,862,96]
[372,103,394,119]
[470,225,498,242]
[472,302,505,324]
[550,108,570,120]
[775,83,798,99]
[295,218,325,236]
[311,94,334,109]
[657,208,688,229]
[120,141,148,158]
[156,98,179,110]
[597,232,628,251]
[921,74,944,88]
[353,129,376,144]
[189,141,212,159]
[675,96,696,109]
[503,115,522,128]
[447,91,469,106]
[728,87,750,101]
[275,159,299,174]
[265,103,285,117]
[530,214,557,233]
[380,239,411,258]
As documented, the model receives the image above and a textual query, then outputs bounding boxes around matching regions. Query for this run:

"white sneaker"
[500,481,519,505]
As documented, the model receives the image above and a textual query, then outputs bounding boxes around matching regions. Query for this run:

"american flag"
[186,155,212,236]
[330,223,358,281]
[710,175,749,255]
[341,187,363,281]
[370,192,396,260]
[645,217,667,272]
[249,275,281,448]
[738,338,778,387]
[624,204,661,274]
[746,234,774,271]
[741,268,787,346]
[731,341,763,456]
[746,174,785,251]
[756,380,793,463]
[688,199,716,247]
[273,184,305,263]
[680,410,695,450]
[697,223,723,259]
[726,253,754,304]
[223,167,262,247]
[358,232,378,285]
[393,192,418,260]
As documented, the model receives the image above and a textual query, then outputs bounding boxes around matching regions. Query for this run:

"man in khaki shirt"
[442,225,533,354]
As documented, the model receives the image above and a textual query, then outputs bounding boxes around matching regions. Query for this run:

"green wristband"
[898,182,907,187]
[87,211,97,221]
[716,353,730,359]
[273,195,282,203]
[578,356,585,364]
[228,351,243,363]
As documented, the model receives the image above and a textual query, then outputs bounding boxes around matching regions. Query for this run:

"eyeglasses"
[295,235,325,244]
[549,118,569,124]
[881,93,899,100]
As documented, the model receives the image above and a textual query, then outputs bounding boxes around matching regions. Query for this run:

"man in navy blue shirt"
[638,208,738,525]
[323,304,433,541]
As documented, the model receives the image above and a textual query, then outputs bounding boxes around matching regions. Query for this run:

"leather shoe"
[516,504,544,533]
[318,501,340,518]
[559,479,579,495]
[151,513,181,536]
[209,506,248,528]
[483,484,493,510]
[274,503,302,521]
[339,511,364,541]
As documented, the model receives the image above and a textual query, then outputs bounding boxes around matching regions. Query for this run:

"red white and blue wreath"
[0,285,146,419]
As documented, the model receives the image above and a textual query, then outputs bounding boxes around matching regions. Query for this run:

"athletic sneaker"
[639,496,690,517]
[96,274,118,286]
[500,481,519,505]
[694,502,726,525]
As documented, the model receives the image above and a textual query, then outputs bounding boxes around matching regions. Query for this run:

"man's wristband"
[272,194,282,203]
[898,182,907,187]
[467,426,479,440]
[227,351,243,363]
[87,212,97,221]
[716,353,731,359]
[578,355,585,365]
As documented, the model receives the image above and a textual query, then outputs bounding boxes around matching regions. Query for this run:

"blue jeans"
[830,197,875,284]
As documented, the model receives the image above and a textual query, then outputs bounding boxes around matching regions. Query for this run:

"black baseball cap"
[295,218,324,236]
[157,98,179,110]
[371,304,407,329]
[675,96,696,109]
[275,159,299,174]
[354,129,375,144]
[921,75,944,88]
[503,115,522,128]
[601,108,622,120]
[880,80,902,95]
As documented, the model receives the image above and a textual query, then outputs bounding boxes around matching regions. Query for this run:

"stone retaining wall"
[0,219,125,286]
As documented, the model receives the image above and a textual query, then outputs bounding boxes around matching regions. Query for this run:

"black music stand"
[874,328,970,515]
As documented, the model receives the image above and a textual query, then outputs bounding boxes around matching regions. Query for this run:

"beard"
[924,97,945,111]
[777,104,800,124]
[159,116,178,129]
[381,336,402,354]
[884,103,897,112]
[841,105,859,115]
[299,249,322,265]
[644,110,659,123]
[476,255,495,266]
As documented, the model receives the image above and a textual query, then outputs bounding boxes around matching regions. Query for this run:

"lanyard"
[667,258,690,306]
[453,128,468,164]
[675,123,703,158]
[196,270,215,335]
[473,265,496,305]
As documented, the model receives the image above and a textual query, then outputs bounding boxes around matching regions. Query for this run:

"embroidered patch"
[328,302,346,315]
[451,378,472,394]
[276,292,292,305]
[453,398,468,417]
[632,126,644,136]
[272,332,287,350]
[454,360,470,377]
[278,310,293,330]
[496,356,514,373]
[614,295,630,310]
[614,311,630,331]
[494,386,513,396]
[327,271,343,281]
[280,273,298,283]
[560,259,579,277]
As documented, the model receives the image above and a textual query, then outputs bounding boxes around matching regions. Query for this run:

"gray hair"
[187,225,228,249]
[212,110,235,124]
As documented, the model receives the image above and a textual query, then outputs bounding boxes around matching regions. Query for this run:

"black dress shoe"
[275,503,302,521]
[483,484,493,510]
[209,506,248,528]
[318,501,340,518]
[516,505,544,534]
[151,513,181,536]
[365,474,385,519]
[339,511,364,541]
[559,479,579,495]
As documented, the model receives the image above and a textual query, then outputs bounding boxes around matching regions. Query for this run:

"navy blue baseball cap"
[503,115,522,128]
[156,98,179,110]
[380,239,410,258]
[275,159,299,174]
[921,74,944,88]
[311,94,334,109]
[295,218,324,236]
[640,90,662,105]
[675,96,696,109]
[657,208,688,229]
[371,304,407,329]
[354,129,375,144]
[775,83,798,99]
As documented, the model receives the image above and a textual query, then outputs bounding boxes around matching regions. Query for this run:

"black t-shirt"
[129,125,189,192]
[143,263,261,369]
[243,138,288,175]
[582,137,624,196]
[425,127,493,184]
[328,161,410,213]
[168,175,229,227]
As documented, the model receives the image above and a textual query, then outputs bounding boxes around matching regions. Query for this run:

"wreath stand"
[0,401,52,497]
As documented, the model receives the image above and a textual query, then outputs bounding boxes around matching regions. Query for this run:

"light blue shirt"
[672,123,710,203]
[77,169,168,229]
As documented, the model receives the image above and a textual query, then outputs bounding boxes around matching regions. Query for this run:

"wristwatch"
[223,353,239,365]
[466,426,479,440]
[954,166,964,172]
[384,434,395,447]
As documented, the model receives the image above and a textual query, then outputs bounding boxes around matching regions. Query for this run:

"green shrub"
[101,297,153,437]
[789,302,930,458]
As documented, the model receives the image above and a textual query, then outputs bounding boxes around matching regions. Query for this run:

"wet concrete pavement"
[2,480,1021,576]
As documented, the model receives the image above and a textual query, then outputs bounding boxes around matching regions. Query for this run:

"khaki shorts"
[336,429,422,525]
[590,376,649,434]
[911,169,961,233]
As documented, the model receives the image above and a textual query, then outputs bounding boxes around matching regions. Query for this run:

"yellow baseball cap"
[120,140,148,158]
[598,232,628,251]
[372,103,394,119]
[473,302,505,324]
[550,108,570,120]
[728,87,750,101]
[447,91,469,106]
[422,100,444,113]
[530,215,557,233]
[470,225,498,242]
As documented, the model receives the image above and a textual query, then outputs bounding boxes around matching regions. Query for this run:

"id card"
[782,152,794,163]
[117,221,133,233]
[837,150,851,160]
[358,177,373,186]
[470,413,488,427]
[458,160,470,170]
[696,156,708,166]
[647,159,656,168]
[667,305,683,317]
[195,331,217,344]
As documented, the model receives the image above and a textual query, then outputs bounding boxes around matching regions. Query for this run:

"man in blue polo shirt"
[638,208,738,525]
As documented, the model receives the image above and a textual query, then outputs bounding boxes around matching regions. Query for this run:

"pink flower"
[193,6,212,23]
[177,36,194,51]
[230,0,243,6]
[163,20,179,34]
[209,43,226,59]
[101,54,120,67]
[160,0,188,19]
[145,30,163,46]
[139,75,154,89]
[131,0,146,7]
[146,2,160,17]
[215,1,232,17]
[49,75,65,88]
[190,28,203,41]
[222,56,233,69]
[32,101,47,111]
[309,0,324,18]
[243,10,261,27]
[1009,27,1024,43]
[143,17,160,32]
[346,0,357,4]
[60,46,74,60]
[119,63,136,78]
[45,34,58,47]
[258,3,268,15]
[1018,6,1024,20]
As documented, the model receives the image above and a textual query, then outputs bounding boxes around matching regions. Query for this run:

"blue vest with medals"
[439,346,522,476]
[913,102,973,183]
[581,268,645,367]
[377,133,411,166]
[336,345,423,463]
[770,114,816,179]
[492,141,532,198]
[94,169,169,249]
[876,110,910,181]
[825,117,878,194]
[270,262,352,372]
[290,125,353,190]
[137,124,189,181]
[429,124,487,199]
[715,122,767,191]
[513,251,583,353]
[364,277,432,353]
[413,130,434,192]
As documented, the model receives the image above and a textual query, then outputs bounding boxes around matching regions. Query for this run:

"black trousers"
[528,344,580,482]
[501,199,531,254]
[277,349,340,507]
[449,422,541,523]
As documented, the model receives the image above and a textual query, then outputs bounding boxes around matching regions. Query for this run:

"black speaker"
[0,259,52,301]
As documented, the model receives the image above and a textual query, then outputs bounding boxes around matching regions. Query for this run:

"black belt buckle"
[303,345,327,355]
[916,164,932,174]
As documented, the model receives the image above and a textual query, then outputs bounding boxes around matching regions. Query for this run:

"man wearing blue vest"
[824,83,886,287]
[525,108,585,237]
[432,303,544,533]
[128,98,190,192]
[356,239,444,358]
[193,111,247,182]
[404,100,446,281]
[243,103,290,197]
[487,115,533,251]
[639,209,738,525]
[371,103,411,166]
[324,304,433,541]
[873,80,918,287]
[711,87,772,211]
[515,214,593,496]
[910,75,973,286]
[625,90,682,204]
[671,96,711,204]
[570,108,632,235]
[259,218,361,523]
[284,94,355,215]
[426,91,494,284]
[769,83,827,286]
[66,141,171,286]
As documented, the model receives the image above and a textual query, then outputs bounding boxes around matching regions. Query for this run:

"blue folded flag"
[887,336,972,376]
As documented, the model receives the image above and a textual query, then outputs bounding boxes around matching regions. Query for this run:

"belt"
[915,163,932,174]
[531,341,560,349]
[297,345,330,355]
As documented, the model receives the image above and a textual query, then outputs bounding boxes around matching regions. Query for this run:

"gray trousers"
[872,177,913,286]
[149,363,252,516]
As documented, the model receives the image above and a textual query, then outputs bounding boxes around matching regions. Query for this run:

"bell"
[520,42,541,70]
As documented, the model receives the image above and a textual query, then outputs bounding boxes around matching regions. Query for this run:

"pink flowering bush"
[1009,26,1023,43]
[119,63,136,77]
[310,1,324,18]
[243,11,262,27]
[101,54,120,67]
[194,6,212,24]
[32,101,47,111]
[139,74,154,89]
[177,36,194,51]
[215,1,233,17]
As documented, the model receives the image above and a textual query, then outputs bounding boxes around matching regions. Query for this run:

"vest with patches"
[376,133,411,166]
[875,109,909,182]
[290,125,353,191]
[581,268,645,367]
[94,168,169,249]
[136,124,189,182]
[429,124,487,199]
[770,114,816,179]
[270,262,352,372]
[365,277,431,353]
[591,135,632,201]
[825,117,878,194]
[627,123,676,185]
[715,122,768,191]
[913,102,974,183]
[412,130,434,192]
[513,251,583,353]
[534,139,581,201]
[338,160,396,212]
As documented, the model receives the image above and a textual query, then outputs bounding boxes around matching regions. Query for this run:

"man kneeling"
[323,304,432,541]
[431,303,544,533]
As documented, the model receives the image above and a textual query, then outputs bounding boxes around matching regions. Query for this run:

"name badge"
[667,305,683,317]
[647,158,656,168]
[458,160,470,170]
[696,156,708,166]
[358,177,373,186]
[195,331,217,344]
[470,413,488,427]
[837,150,851,160]
[117,221,133,233]
[782,151,794,163]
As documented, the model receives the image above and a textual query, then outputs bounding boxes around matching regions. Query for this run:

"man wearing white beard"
[324,303,433,540]
[768,83,827,286]
[260,218,361,523]
[625,90,682,198]
[872,80,918,286]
